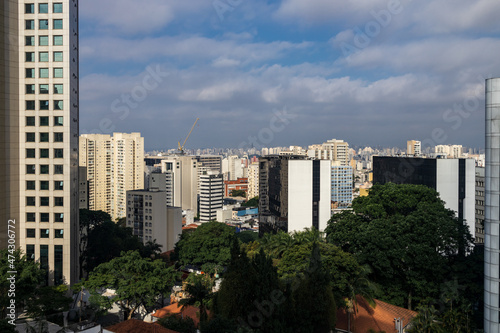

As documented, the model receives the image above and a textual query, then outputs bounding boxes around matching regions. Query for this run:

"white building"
[199,172,223,223]
[435,144,463,158]
[406,140,421,156]
[307,139,349,166]
[247,162,259,199]
[159,155,198,214]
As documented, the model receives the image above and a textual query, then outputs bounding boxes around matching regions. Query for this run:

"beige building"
[307,139,349,166]
[406,140,421,156]
[247,162,259,199]
[1,1,79,285]
[79,132,144,219]
[160,155,198,213]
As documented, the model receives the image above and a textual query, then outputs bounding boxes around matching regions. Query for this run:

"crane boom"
[178,118,199,154]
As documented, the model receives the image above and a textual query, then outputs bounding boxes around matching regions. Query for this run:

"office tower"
[196,155,222,173]
[406,140,421,156]
[259,156,331,234]
[475,167,484,244]
[160,155,198,213]
[79,132,144,219]
[247,162,259,199]
[373,156,476,239]
[126,189,182,252]
[331,162,353,209]
[307,139,349,166]
[78,166,88,209]
[0,0,79,285]
[485,77,500,332]
[199,172,223,223]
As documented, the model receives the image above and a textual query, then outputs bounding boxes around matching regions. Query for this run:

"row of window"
[26,100,64,111]
[26,132,63,143]
[26,67,64,78]
[26,116,63,126]
[25,3,63,14]
[27,228,64,238]
[26,19,63,30]
[26,35,63,46]
[26,164,63,174]
[26,244,63,285]
[27,84,63,94]
[26,196,64,206]
[27,212,64,223]
[26,180,63,191]
[26,148,64,159]
[26,51,63,62]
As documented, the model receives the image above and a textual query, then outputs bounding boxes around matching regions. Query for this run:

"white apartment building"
[435,144,463,158]
[307,139,349,166]
[79,133,144,220]
[247,162,259,199]
[199,172,223,223]
[1,0,79,285]
[407,140,421,156]
[160,155,198,213]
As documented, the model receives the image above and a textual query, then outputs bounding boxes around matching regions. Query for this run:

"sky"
[78,0,500,151]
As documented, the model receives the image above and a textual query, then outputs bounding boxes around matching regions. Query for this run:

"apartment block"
[307,139,349,166]
[331,162,353,209]
[199,172,223,223]
[247,162,259,199]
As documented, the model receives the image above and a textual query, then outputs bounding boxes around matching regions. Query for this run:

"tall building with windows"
[406,140,421,156]
[79,132,144,220]
[307,139,349,166]
[331,162,353,209]
[199,172,223,223]
[1,0,79,285]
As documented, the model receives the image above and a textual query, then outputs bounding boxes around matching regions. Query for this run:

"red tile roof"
[106,319,179,333]
[152,303,204,327]
[336,296,418,333]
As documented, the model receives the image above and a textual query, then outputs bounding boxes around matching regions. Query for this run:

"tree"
[84,250,179,320]
[242,196,258,207]
[179,274,213,323]
[25,285,72,320]
[231,190,246,197]
[326,183,473,309]
[175,222,237,267]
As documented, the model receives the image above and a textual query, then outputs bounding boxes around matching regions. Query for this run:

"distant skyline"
[79,0,500,150]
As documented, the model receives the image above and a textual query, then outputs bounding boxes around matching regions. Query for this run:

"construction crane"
[178,118,199,155]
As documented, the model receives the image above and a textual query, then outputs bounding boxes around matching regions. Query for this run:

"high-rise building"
[406,140,421,156]
[435,144,463,158]
[247,162,259,199]
[307,139,349,166]
[475,167,484,244]
[160,156,198,213]
[199,172,223,223]
[485,77,500,332]
[79,132,144,219]
[1,0,79,285]
[331,162,353,209]
[259,156,331,234]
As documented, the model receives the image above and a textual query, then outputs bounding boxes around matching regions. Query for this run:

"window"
[54,117,63,126]
[26,165,36,174]
[39,3,48,13]
[26,117,35,126]
[40,116,49,126]
[39,84,49,94]
[40,229,50,238]
[26,68,35,78]
[40,149,49,158]
[39,19,49,30]
[53,3,63,13]
[40,133,49,142]
[27,212,36,222]
[27,229,36,238]
[54,245,63,285]
[54,101,63,110]
[25,4,35,14]
[40,181,49,190]
[54,197,63,206]
[54,149,63,158]
[54,165,63,174]
[54,133,63,142]
[54,68,63,78]
[54,181,63,190]
[26,84,35,94]
[39,35,49,46]
[26,149,35,158]
[40,165,49,174]
[55,230,64,238]
[26,197,36,206]
[40,245,48,284]
[53,19,63,29]
[26,245,35,261]
[26,101,35,110]
[26,181,35,190]
[25,52,35,62]
[53,35,63,45]
[54,84,63,94]
[54,213,64,222]
[25,36,35,46]
[26,20,35,30]
[40,213,49,222]
[40,197,49,206]
[39,68,49,78]
[54,52,63,62]
[26,133,35,142]
[39,52,49,62]
[40,100,49,110]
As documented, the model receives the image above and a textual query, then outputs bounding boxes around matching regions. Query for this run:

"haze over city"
[78,0,500,150]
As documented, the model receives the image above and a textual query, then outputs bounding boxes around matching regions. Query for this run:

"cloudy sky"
[79,0,500,151]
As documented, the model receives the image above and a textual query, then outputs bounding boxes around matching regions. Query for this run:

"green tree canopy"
[326,183,473,309]
[242,196,258,207]
[175,222,237,267]
[84,250,179,320]
[231,190,246,197]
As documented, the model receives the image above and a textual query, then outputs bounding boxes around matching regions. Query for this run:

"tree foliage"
[231,190,246,197]
[84,250,179,320]
[158,315,196,333]
[326,183,474,309]
[175,222,237,267]
[242,196,259,207]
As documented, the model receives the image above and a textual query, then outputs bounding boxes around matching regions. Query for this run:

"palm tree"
[179,276,213,323]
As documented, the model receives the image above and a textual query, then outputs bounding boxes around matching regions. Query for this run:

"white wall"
[319,160,332,231]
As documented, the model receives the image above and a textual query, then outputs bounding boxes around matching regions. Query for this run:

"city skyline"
[79,0,500,150]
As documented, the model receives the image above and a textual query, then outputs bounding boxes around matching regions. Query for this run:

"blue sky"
[79,0,500,151]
